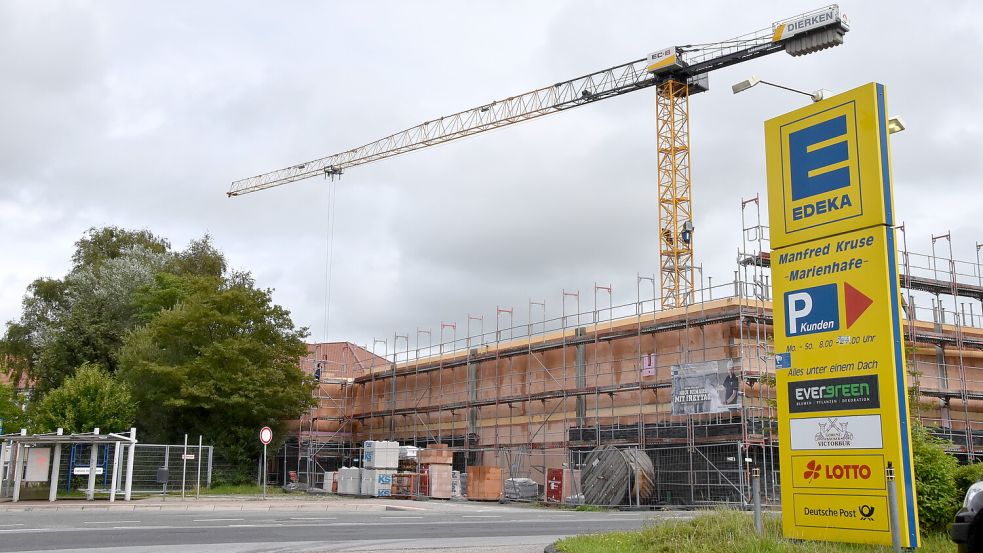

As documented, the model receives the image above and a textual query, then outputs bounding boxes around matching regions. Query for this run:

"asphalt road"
[0,502,680,552]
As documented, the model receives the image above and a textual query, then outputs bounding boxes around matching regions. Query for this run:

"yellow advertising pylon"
[765,83,919,547]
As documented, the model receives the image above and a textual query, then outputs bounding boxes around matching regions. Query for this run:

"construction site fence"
[282,442,781,509]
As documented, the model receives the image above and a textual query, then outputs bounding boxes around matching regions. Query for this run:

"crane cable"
[322,179,338,342]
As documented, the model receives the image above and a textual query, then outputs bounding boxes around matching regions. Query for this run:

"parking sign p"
[784,284,839,336]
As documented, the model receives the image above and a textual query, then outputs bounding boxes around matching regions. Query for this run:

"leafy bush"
[911,424,959,533]
[954,462,983,501]
[29,363,136,433]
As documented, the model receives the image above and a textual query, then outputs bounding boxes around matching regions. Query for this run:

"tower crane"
[229,5,849,308]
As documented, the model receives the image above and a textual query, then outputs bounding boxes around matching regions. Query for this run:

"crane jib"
[228,4,847,197]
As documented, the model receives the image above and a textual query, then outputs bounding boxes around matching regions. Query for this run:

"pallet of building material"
[451,470,462,498]
[363,440,400,470]
[391,473,419,499]
[418,447,453,465]
[336,467,361,496]
[361,468,396,497]
[466,466,502,501]
[581,445,654,506]
[504,477,539,500]
[322,471,336,492]
[427,464,453,499]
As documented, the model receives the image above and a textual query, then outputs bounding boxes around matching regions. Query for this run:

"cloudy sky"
[2,1,981,355]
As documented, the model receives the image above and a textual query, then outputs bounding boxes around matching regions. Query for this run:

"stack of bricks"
[466,466,503,501]
[419,444,453,499]
[417,444,453,465]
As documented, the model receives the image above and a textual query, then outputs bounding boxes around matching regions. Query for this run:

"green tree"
[118,273,314,479]
[29,363,136,433]
[71,226,170,271]
[0,381,27,433]
[166,234,227,278]
[1,228,171,395]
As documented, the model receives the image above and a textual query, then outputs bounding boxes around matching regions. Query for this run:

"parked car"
[951,480,983,553]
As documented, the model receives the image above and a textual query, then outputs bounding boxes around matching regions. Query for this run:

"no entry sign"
[259,426,273,445]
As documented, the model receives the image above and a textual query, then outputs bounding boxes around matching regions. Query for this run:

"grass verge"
[200,484,284,495]
[554,510,952,553]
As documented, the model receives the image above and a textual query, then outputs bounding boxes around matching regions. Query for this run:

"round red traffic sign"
[259,426,273,445]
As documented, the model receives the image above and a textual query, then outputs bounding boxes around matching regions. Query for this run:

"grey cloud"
[2,1,981,353]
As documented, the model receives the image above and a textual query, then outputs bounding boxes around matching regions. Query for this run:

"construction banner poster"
[765,82,919,547]
[670,360,741,415]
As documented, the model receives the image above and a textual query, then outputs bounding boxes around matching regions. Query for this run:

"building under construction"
[283,203,983,507]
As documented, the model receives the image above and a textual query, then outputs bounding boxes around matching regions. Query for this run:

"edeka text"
[792,193,853,221]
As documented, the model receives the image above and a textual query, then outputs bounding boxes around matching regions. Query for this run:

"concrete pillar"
[124,428,137,501]
[468,349,478,438]
[936,345,948,390]
[109,441,121,502]
[12,443,24,502]
[575,328,587,426]
[48,442,62,502]
[86,432,99,501]
[0,440,8,497]
[389,363,398,439]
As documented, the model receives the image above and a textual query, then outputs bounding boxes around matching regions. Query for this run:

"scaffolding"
[287,202,982,505]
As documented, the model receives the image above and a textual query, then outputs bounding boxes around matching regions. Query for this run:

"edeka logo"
[779,101,863,235]
[790,115,851,202]
[785,283,839,336]
[788,375,880,413]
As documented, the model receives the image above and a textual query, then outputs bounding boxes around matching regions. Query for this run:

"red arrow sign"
[844,282,873,328]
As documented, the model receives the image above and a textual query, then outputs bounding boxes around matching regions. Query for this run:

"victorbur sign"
[765,83,918,547]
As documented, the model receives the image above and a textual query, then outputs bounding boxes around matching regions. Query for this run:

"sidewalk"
[0,495,429,513]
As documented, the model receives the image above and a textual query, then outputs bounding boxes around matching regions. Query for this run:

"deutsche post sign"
[766,83,918,547]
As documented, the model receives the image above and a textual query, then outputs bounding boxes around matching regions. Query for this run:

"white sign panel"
[73,466,105,476]
[790,415,883,450]
[24,447,52,482]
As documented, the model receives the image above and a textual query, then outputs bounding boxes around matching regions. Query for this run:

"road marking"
[462,515,500,518]
[289,517,337,520]
[380,515,423,519]
[228,524,259,527]
[83,520,141,524]
[0,524,24,527]
[193,518,245,522]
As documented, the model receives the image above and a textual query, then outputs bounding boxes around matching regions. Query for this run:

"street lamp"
[734,75,907,134]
[887,116,906,134]
[732,75,827,103]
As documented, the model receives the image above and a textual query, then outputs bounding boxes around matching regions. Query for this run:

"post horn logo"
[859,504,875,521]
[803,460,822,481]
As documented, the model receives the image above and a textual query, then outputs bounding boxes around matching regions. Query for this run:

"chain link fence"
[308,440,779,508]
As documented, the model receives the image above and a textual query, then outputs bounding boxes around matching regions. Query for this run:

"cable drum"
[581,445,655,506]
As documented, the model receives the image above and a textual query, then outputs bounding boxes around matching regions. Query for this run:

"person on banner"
[722,360,740,408]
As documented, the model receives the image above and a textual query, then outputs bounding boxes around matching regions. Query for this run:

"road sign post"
[181,434,188,499]
[765,82,918,547]
[259,426,272,499]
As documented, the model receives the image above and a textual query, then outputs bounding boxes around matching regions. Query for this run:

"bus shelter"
[0,428,137,502]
